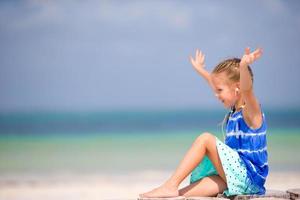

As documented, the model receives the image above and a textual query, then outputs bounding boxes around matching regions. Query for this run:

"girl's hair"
[212,58,253,83]
[213,58,254,141]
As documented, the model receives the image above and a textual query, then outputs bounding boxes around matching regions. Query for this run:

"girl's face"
[211,72,239,109]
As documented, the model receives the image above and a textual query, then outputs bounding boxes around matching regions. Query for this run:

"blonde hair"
[213,58,254,141]
[212,58,253,83]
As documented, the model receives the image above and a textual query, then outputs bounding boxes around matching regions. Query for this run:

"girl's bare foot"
[139,183,179,198]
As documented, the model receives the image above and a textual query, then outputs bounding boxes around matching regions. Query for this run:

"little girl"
[139,47,268,198]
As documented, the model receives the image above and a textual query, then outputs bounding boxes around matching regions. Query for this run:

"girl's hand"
[240,47,263,67]
[190,49,206,72]
[189,49,212,87]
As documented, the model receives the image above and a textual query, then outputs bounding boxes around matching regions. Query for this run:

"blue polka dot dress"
[190,108,268,196]
[191,137,259,196]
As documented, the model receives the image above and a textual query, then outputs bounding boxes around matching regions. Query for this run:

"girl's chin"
[222,102,232,109]
[223,105,230,109]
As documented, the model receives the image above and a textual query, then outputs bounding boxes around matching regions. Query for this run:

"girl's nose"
[215,93,219,97]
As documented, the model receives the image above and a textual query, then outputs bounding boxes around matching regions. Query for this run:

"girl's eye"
[218,89,223,92]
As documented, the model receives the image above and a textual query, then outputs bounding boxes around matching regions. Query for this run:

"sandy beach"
[0,170,299,200]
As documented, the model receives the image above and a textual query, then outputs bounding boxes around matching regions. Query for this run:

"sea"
[0,108,300,178]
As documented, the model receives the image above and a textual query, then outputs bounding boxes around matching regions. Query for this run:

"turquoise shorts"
[190,136,259,196]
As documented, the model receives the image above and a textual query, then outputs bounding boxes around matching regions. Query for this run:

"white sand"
[0,171,299,200]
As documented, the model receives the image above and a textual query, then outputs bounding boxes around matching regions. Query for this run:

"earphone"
[235,88,239,95]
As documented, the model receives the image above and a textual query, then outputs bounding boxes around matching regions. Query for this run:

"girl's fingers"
[190,57,196,67]
[254,48,263,58]
[198,50,202,59]
[200,54,205,63]
[196,50,203,61]
[191,49,205,67]
[245,47,250,55]
[251,48,262,61]
[253,48,260,55]
[189,56,194,63]
[190,56,198,66]
[242,47,263,65]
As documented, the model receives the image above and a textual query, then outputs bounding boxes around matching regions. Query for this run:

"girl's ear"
[234,82,241,96]
[235,82,240,90]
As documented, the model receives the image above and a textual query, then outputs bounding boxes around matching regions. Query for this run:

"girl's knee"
[197,132,214,142]
[195,132,216,150]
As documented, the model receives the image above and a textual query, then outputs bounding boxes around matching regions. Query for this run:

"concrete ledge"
[216,189,290,200]
[138,196,185,200]
[138,189,299,200]
[187,197,228,200]
[287,189,300,200]
[246,198,288,200]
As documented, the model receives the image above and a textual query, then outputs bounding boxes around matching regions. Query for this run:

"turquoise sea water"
[0,109,299,176]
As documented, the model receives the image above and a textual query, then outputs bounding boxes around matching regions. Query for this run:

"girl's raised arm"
[190,49,215,91]
[239,47,263,129]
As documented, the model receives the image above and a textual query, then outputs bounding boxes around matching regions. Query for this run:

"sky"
[0,0,300,112]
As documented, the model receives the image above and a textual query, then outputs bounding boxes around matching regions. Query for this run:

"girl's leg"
[179,175,227,197]
[139,133,227,198]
